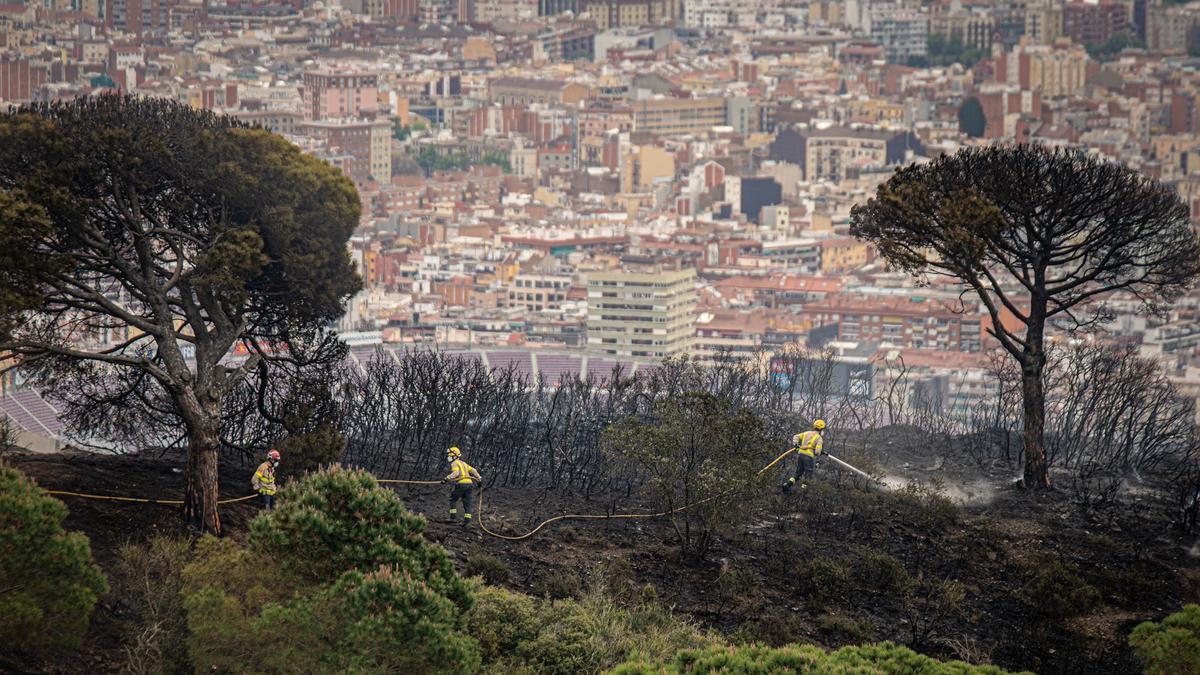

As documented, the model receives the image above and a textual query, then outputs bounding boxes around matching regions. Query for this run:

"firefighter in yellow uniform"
[252,449,280,509]
[444,447,482,524]
[785,420,825,491]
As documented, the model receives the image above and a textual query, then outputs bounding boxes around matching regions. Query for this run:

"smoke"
[876,474,1000,507]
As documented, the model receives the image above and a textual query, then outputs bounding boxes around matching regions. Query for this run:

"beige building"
[632,97,727,137]
[508,274,573,312]
[997,39,1088,98]
[583,0,677,29]
[621,144,676,192]
[586,267,697,359]
[1146,4,1198,53]
[489,77,589,106]
[1024,0,1064,44]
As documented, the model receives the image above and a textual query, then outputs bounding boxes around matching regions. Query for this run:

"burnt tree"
[0,96,360,533]
[850,145,1200,488]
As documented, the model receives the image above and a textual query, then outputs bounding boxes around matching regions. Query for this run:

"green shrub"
[468,585,714,674]
[468,586,540,664]
[248,466,471,611]
[277,424,346,481]
[115,535,192,674]
[187,566,480,674]
[464,547,511,585]
[610,641,1026,674]
[799,556,850,608]
[1019,561,1100,620]
[1129,604,1200,675]
[852,549,911,600]
[517,588,714,675]
[602,390,774,559]
[0,466,108,655]
[184,467,479,674]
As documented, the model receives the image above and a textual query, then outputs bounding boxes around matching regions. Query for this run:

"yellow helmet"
[447,446,461,458]
[813,419,826,430]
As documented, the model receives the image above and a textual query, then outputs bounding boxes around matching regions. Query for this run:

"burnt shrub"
[1019,561,1101,620]
[464,547,511,586]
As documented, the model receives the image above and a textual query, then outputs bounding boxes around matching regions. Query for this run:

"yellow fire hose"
[44,490,260,505]
[41,446,806,542]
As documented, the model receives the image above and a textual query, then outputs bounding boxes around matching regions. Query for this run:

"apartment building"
[930,3,995,52]
[1024,0,1064,44]
[488,76,589,106]
[1063,1,1129,45]
[297,119,393,184]
[632,97,727,136]
[865,6,929,63]
[1146,3,1198,52]
[508,274,574,312]
[581,0,678,29]
[994,39,1088,98]
[770,125,926,183]
[586,267,697,358]
[302,70,379,121]
[803,295,984,352]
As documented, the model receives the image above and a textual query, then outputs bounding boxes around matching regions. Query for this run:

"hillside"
[8,440,1195,675]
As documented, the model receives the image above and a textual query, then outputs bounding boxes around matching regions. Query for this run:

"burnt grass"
[8,441,1199,675]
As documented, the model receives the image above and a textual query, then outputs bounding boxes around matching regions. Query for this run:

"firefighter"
[444,446,482,524]
[784,420,825,491]
[252,449,280,509]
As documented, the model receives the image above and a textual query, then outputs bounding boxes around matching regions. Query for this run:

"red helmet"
[267,449,281,461]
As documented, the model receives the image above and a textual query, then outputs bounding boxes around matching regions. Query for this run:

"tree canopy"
[0,95,361,532]
[850,145,1200,488]
[959,97,987,138]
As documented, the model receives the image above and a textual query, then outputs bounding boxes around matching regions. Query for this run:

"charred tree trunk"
[1021,362,1050,489]
[1021,312,1051,489]
[182,393,224,535]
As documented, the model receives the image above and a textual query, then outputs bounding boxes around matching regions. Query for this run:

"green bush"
[610,641,1026,674]
[602,389,774,559]
[277,424,346,481]
[1129,604,1200,675]
[468,585,714,674]
[852,549,911,600]
[0,466,108,655]
[184,467,479,674]
[464,546,511,585]
[115,535,192,674]
[468,586,541,665]
[248,466,471,610]
[187,565,480,674]
[516,588,714,675]
[1019,561,1100,620]
[799,556,850,608]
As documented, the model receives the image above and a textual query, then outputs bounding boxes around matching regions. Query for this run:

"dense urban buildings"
[3,0,1200,431]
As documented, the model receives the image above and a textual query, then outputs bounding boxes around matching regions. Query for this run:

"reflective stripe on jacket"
[252,462,277,495]
[447,459,478,484]
[794,430,823,457]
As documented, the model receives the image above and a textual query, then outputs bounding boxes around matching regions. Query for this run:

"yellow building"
[632,97,727,137]
[819,238,872,274]
[583,0,676,28]
[847,98,906,126]
[621,144,676,192]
